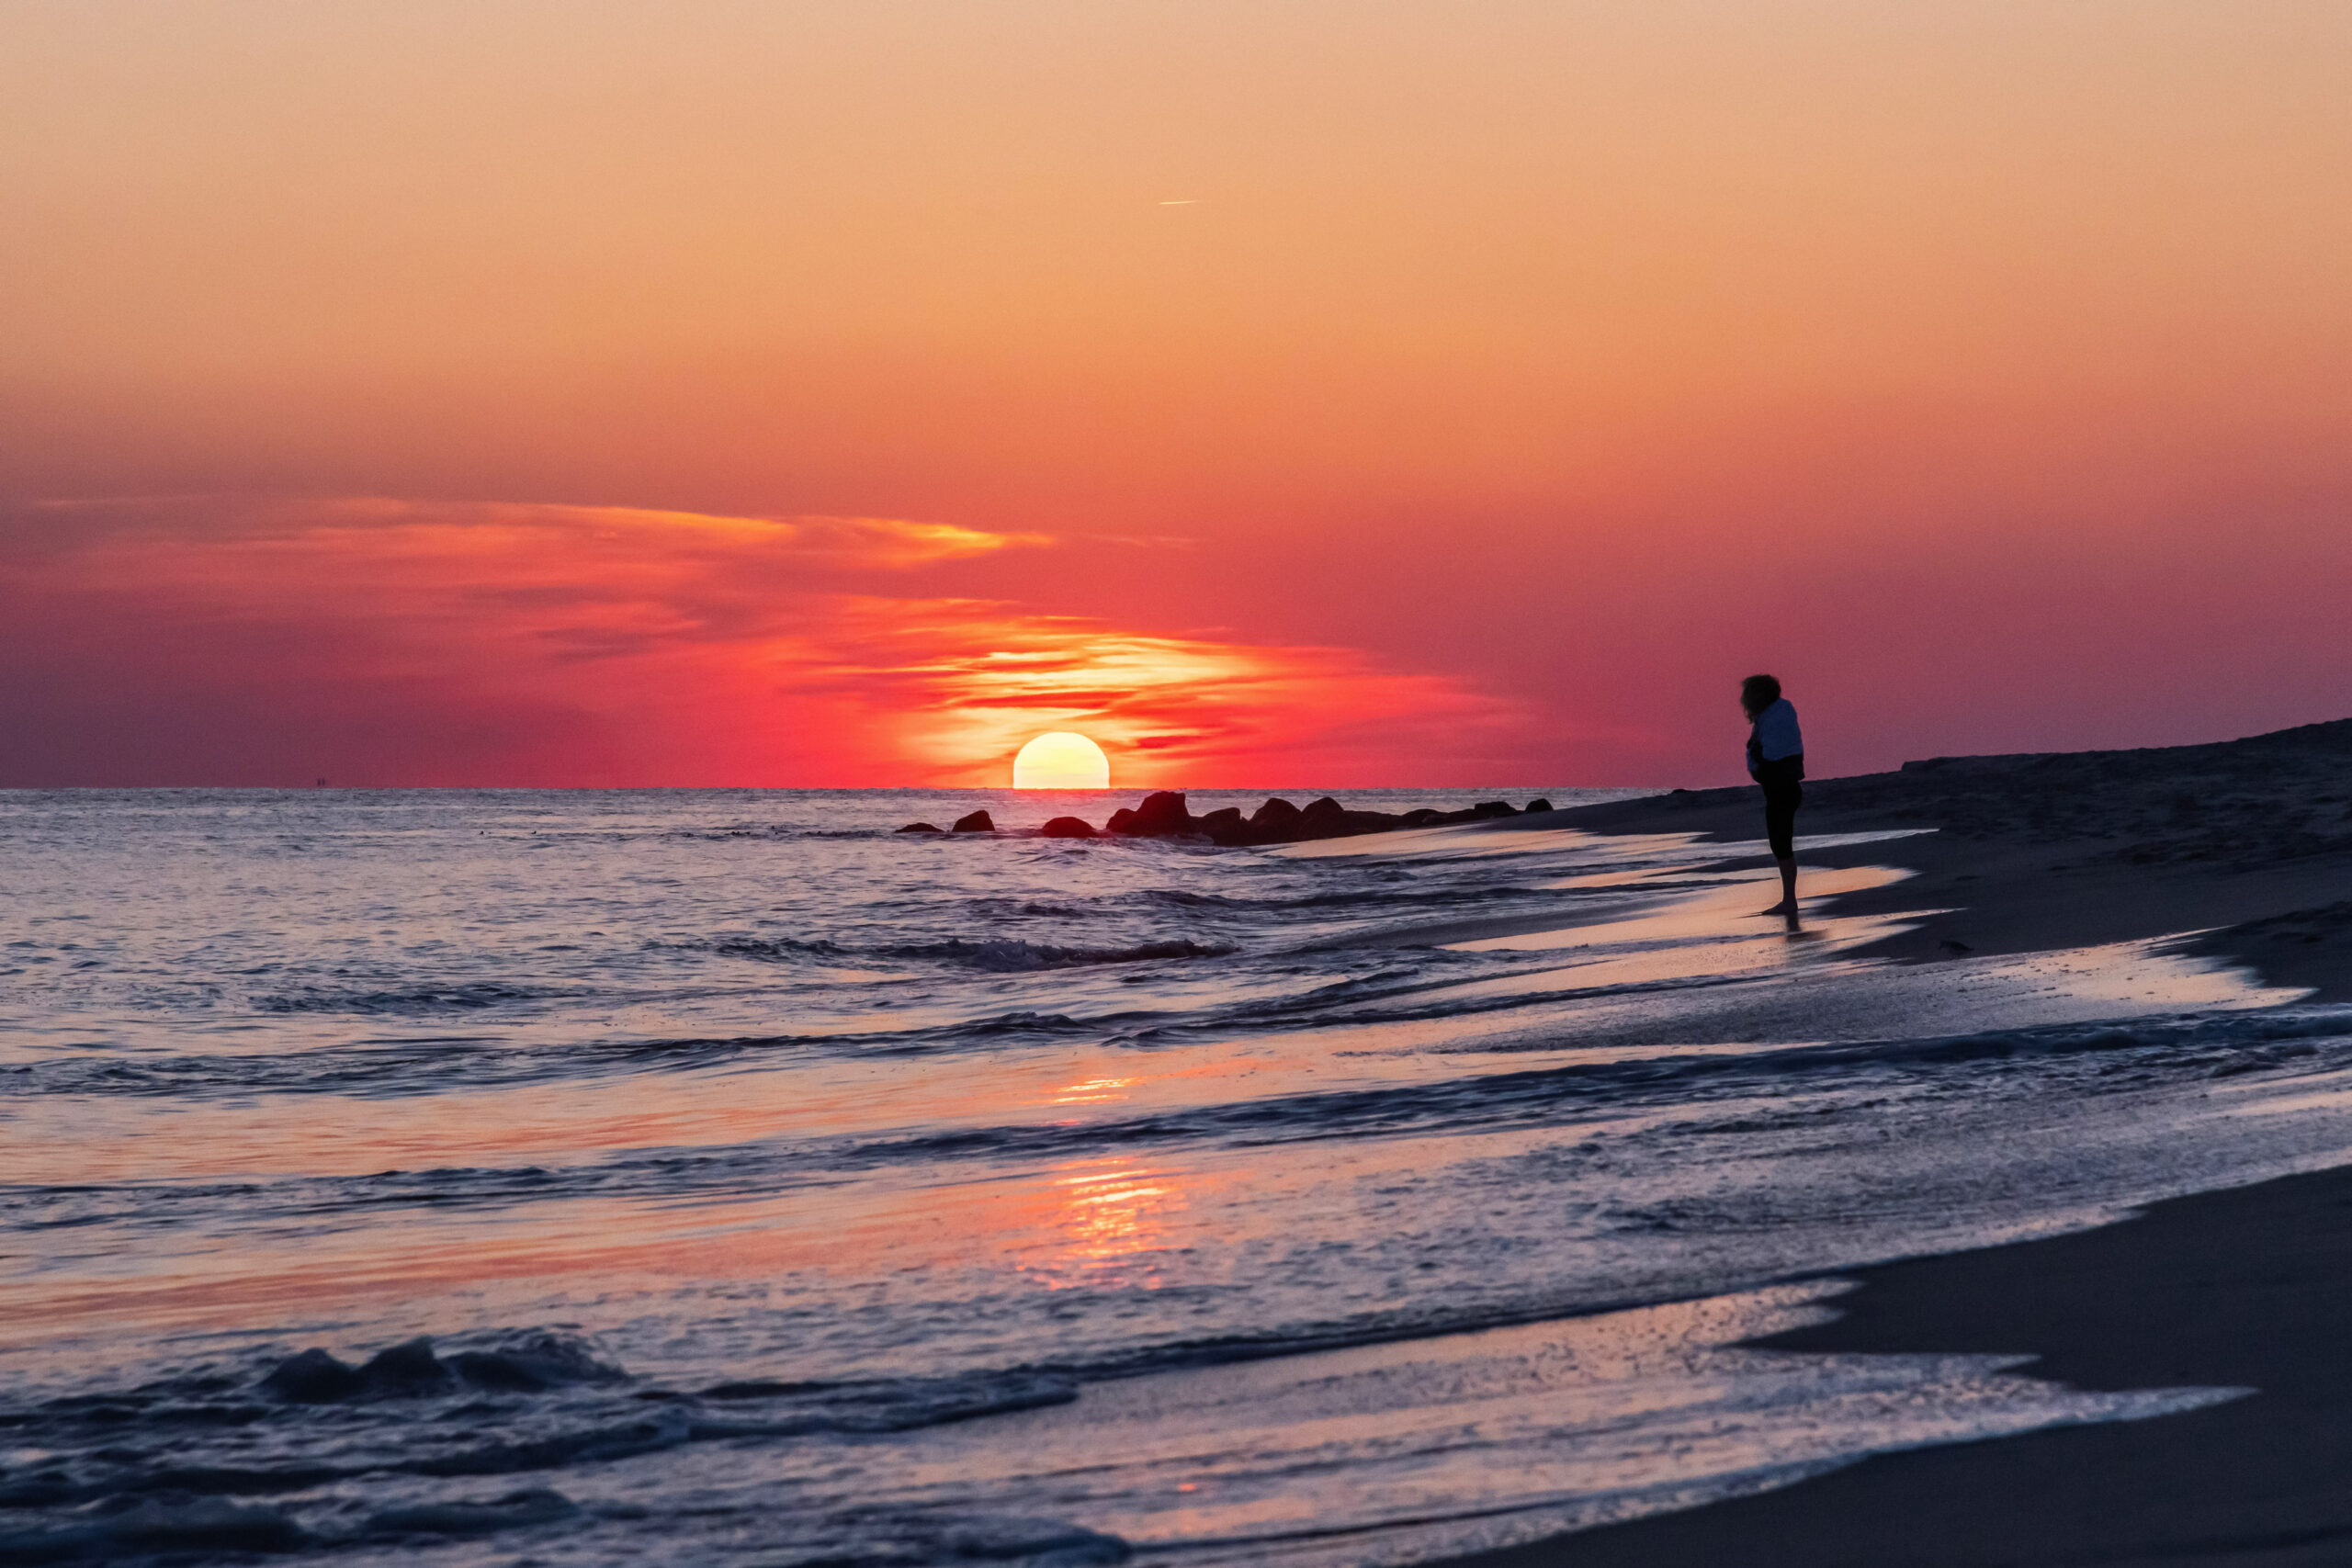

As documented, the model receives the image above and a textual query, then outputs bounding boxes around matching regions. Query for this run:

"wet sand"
[1447,1163,2352,1568]
[1506,715,2352,999]
[1438,717,2352,1565]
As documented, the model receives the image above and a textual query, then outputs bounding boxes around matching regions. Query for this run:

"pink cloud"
[0,497,1527,786]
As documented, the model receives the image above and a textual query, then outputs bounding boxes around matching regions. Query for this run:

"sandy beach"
[1449,1162,2352,1568]
[1440,716,2352,1565]
[1516,715,2352,999]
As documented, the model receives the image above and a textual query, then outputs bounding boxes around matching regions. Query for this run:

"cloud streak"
[0,497,1525,787]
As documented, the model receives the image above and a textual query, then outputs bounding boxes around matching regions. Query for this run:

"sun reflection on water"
[1048,1075,1136,1108]
[1023,1160,1187,1291]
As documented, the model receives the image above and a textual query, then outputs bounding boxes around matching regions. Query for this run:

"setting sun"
[1012,731,1110,789]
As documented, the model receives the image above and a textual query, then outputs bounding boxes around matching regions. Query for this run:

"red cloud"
[0,497,1525,786]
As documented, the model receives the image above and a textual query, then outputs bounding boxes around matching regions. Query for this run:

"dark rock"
[1195,807,1246,844]
[1115,791,1194,837]
[1134,790,1193,835]
[1525,797,1554,813]
[260,1348,366,1404]
[357,1337,457,1397]
[1250,798,1304,832]
[1296,797,1348,838]
[951,810,995,833]
[896,822,944,833]
[1077,789,1558,849]
[1040,817,1096,839]
[445,1330,623,1393]
[260,1337,459,1403]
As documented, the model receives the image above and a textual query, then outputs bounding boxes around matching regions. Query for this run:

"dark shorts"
[1754,755,1804,859]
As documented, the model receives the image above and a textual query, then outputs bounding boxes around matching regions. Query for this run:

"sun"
[1012,731,1111,789]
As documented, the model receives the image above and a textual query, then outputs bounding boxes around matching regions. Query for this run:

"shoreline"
[1441,1162,2352,1567]
[1502,716,2352,1000]
[1426,718,2352,1564]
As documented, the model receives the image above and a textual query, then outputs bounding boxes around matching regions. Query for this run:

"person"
[1741,673,1804,921]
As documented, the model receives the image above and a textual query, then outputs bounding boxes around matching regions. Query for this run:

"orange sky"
[5,2,2349,786]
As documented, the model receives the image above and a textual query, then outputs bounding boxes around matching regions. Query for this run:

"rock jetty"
[903,792,1557,845]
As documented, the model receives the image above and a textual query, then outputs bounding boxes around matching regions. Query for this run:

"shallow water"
[6,787,2351,1564]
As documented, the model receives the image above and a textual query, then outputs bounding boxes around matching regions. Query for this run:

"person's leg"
[1763,784,1801,920]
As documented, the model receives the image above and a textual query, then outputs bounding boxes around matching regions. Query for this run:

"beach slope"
[1445,717,2352,1564]
[1449,1163,2352,1568]
[1513,716,2352,998]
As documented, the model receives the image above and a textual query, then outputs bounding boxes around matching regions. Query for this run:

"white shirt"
[1750,698,1803,765]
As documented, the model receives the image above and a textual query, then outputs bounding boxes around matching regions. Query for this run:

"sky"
[5,1,2349,788]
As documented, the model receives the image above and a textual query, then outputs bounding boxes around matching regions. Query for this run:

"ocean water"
[7,786,2352,1565]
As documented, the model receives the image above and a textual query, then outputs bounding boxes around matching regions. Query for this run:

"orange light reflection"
[1048,1075,1136,1107]
[1022,1160,1188,1292]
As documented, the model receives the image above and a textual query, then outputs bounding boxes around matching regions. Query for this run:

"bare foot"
[1758,900,1797,917]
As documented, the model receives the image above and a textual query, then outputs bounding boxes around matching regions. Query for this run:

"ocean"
[8,787,2352,1566]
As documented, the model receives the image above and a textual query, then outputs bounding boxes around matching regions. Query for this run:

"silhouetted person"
[1741,673,1804,923]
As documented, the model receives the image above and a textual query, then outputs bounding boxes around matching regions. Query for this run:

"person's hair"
[1740,673,1781,717]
